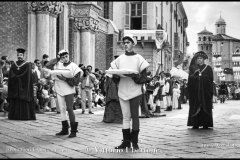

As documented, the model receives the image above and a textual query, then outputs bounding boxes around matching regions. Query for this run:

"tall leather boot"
[68,122,78,138]
[165,106,172,111]
[147,104,152,110]
[164,106,170,111]
[131,129,140,150]
[115,129,131,149]
[152,106,160,113]
[56,120,69,135]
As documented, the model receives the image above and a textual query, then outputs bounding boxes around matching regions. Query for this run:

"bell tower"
[197,27,213,65]
[215,13,226,34]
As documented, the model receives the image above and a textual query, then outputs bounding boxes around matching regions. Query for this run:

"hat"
[194,51,208,59]
[58,49,69,57]
[165,73,171,77]
[16,48,25,54]
[122,34,137,46]
[114,55,119,59]
[159,71,165,75]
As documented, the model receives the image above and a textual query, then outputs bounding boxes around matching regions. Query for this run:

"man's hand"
[123,73,138,78]
[57,74,67,81]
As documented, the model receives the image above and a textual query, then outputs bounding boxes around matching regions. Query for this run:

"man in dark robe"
[187,51,213,129]
[8,48,36,120]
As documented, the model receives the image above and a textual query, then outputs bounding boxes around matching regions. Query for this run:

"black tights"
[65,94,75,122]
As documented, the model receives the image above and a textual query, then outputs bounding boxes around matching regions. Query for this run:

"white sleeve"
[110,58,119,69]
[138,55,150,72]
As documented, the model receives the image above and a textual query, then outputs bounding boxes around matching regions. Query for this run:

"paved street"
[1,100,240,158]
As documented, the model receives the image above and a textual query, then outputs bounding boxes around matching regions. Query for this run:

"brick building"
[197,15,240,83]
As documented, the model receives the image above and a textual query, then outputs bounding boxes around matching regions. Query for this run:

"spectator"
[164,73,173,111]
[103,73,122,123]
[80,67,98,114]
[42,84,51,112]
[172,81,180,110]
[2,60,11,78]
[218,81,228,103]
[34,59,41,79]
[41,54,49,67]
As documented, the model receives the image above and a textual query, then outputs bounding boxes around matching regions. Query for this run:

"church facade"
[0,2,118,70]
[197,16,240,83]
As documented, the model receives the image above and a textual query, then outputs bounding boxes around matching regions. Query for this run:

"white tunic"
[52,62,81,96]
[110,54,150,100]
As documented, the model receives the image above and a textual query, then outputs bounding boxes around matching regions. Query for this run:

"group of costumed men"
[6,34,214,150]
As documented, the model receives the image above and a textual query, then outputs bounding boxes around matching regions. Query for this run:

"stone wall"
[95,31,107,71]
[0,2,28,60]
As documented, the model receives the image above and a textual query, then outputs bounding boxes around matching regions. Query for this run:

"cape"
[187,64,214,127]
[8,61,34,102]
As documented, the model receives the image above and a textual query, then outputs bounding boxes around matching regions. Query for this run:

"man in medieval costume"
[187,51,214,129]
[8,48,36,120]
[45,49,83,138]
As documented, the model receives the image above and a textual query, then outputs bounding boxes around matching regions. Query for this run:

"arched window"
[199,37,201,41]
[203,36,206,41]
[208,37,211,41]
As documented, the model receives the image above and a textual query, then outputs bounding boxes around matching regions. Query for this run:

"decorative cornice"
[27,2,64,15]
[74,17,99,32]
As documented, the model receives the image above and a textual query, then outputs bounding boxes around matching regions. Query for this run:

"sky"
[182,2,240,56]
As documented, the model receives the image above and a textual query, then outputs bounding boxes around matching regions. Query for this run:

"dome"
[215,16,226,25]
[198,27,213,35]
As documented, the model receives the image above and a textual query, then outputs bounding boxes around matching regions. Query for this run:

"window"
[131,3,142,17]
[166,2,168,5]
[208,37,211,41]
[203,36,206,41]
[199,37,201,41]
[131,2,142,29]
[201,46,203,50]
[206,46,208,50]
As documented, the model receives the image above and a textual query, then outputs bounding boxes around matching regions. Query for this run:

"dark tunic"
[8,60,36,120]
[218,84,228,95]
[103,76,122,123]
[187,64,213,127]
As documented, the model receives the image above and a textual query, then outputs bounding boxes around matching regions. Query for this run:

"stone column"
[74,17,99,69]
[59,4,69,51]
[80,31,92,66]
[28,2,64,60]
[27,2,37,62]
[73,30,81,65]
[36,12,50,60]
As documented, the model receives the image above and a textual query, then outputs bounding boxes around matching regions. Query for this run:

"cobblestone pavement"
[1,100,240,158]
